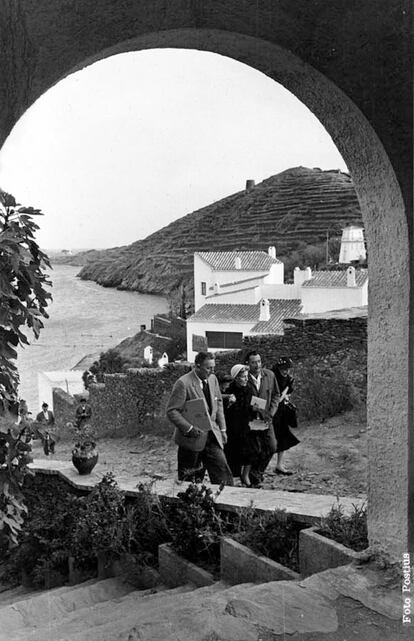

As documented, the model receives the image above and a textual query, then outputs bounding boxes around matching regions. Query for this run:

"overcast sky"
[0,49,347,250]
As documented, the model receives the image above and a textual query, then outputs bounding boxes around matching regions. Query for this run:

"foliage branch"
[0,190,52,549]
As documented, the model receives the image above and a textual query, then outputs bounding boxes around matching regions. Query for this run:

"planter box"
[299,526,366,577]
[220,537,300,585]
[158,543,215,588]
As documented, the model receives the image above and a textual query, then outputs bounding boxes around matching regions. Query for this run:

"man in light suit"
[166,352,234,485]
[245,350,280,487]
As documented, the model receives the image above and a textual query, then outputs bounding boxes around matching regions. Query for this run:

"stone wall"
[151,315,186,341]
[88,363,190,437]
[215,316,367,373]
[52,388,77,436]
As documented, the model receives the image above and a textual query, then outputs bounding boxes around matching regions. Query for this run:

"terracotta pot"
[72,451,98,474]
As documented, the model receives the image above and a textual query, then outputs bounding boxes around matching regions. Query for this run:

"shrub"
[294,358,362,421]
[121,483,171,567]
[71,473,125,564]
[319,501,368,551]
[232,508,301,571]
[165,483,227,574]
[3,475,85,588]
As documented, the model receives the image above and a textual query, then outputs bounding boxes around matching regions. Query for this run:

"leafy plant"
[71,473,125,563]
[2,475,84,588]
[232,507,301,571]
[121,483,171,567]
[0,191,52,548]
[319,501,368,551]
[165,483,227,573]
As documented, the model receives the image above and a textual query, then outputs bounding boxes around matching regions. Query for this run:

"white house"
[187,298,302,362]
[300,266,368,314]
[194,247,283,311]
[186,249,368,362]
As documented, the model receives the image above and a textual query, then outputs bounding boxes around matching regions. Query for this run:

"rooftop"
[197,251,281,271]
[302,269,368,288]
[188,299,302,334]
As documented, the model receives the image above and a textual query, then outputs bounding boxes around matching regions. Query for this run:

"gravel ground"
[32,410,367,497]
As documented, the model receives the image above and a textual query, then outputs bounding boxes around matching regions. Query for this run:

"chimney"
[304,267,312,281]
[347,266,356,287]
[213,282,221,294]
[140,324,146,332]
[259,298,270,322]
[245,179,255,192]
[268,246,276,259]
[235,256,242,269]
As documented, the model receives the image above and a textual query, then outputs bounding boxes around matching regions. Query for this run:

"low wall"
[220,538,300,584]
[52,388,76,435]
[88,363,190,437]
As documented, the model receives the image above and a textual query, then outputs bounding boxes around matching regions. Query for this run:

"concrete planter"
[158,543,215,588]
[299,526,366,577]
[220,537,300,584]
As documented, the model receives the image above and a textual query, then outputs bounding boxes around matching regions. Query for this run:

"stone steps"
[5,580,236,641]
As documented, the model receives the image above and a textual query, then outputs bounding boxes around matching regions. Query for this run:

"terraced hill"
[78,167,363,296]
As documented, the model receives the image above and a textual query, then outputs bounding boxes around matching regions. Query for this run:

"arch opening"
[1,26,411,558]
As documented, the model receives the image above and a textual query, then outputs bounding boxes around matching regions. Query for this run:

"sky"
[0,49,347,251]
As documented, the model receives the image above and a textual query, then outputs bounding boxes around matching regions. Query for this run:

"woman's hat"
[276,356,293,369]
[230,364,247,379]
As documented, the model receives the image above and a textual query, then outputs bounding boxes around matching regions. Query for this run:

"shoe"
[275,468,294,476]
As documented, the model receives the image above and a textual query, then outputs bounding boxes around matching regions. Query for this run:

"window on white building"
[206,331,243,349]
[201,282,206,295]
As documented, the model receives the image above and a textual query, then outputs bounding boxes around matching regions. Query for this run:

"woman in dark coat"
[272,356,300,475]
[223,364,258,486]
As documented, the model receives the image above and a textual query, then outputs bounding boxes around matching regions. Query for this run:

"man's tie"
[202,379,212,415]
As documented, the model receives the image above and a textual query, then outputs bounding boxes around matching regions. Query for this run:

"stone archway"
[0,1,411,560]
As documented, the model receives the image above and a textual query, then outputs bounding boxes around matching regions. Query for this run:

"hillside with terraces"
[77,167,363,296]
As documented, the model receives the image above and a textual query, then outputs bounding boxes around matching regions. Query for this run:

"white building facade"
[187,249,368,362]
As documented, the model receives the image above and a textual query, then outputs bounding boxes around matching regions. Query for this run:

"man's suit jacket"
[247,368,280,418]
[35,410,55,425]
[166,370,226,452]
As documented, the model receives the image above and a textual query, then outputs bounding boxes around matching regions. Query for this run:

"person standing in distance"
[245,350,280,486]
[36,402,55,427]
[166,351,234,485]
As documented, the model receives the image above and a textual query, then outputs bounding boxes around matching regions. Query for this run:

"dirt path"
[32,410,367,497]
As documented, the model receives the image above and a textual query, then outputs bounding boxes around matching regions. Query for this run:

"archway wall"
[0,1,412,558]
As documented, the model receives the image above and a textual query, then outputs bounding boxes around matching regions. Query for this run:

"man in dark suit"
[36,402,55,426]
[245,350,280,486]
[35,402,56,455]
[166,351,233,485]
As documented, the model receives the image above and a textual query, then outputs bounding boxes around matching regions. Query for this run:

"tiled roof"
[188,299,302,335]
[302,270,368,288]
[188,304,259,323]
[197,251,281,271]
[251,300,302,333]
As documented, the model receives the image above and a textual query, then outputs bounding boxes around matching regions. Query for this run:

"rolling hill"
[77,167,363,296]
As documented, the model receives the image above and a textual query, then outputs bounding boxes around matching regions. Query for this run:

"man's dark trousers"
[177,432,233,485]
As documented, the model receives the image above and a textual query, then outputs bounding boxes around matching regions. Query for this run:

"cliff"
[77,167,363,295]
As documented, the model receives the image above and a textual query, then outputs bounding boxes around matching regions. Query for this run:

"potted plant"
[67,421,98,475]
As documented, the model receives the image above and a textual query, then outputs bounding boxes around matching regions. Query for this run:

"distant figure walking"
[36,402,55,426]
[272,357,299,475]
[35,402,56,455]
[166,351,233,485]
[75,397,92,430]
